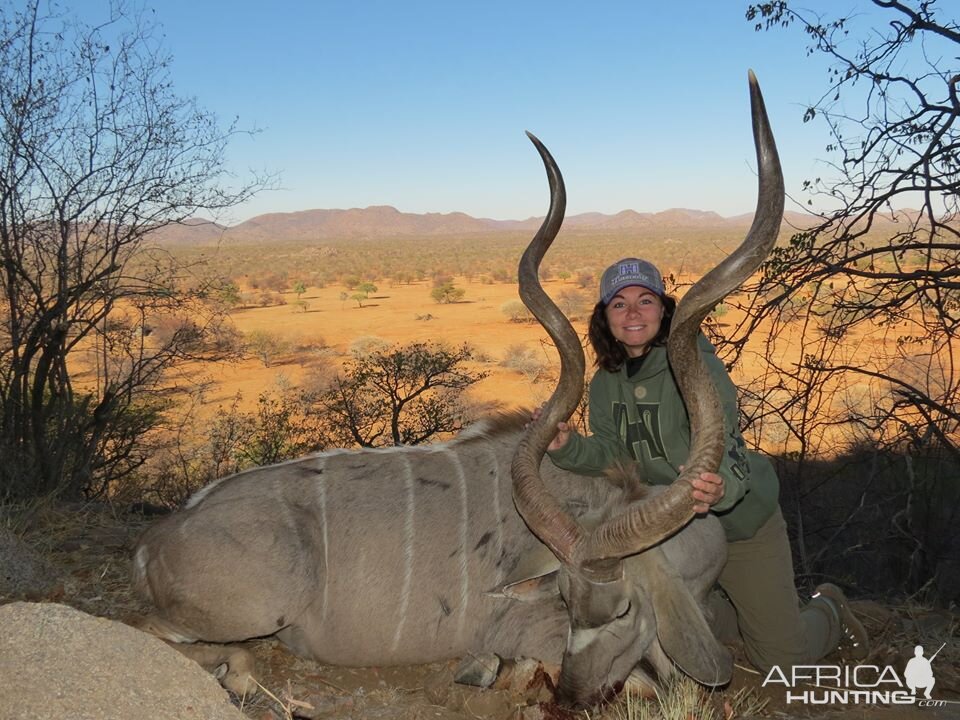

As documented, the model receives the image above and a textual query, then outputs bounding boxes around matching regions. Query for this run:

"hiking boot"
[813,583,869,660]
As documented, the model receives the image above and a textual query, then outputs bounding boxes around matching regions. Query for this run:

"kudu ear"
[633,550,733,686]
[486,542,562,602]
[496,571,561,602]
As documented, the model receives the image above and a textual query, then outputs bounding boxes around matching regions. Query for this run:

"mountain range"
[152,205,826,245]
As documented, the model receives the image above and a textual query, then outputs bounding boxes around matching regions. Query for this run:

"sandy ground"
[195,278,571,412]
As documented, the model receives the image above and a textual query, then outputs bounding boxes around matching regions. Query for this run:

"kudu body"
[133,72,783,707]
[134,416,725,687]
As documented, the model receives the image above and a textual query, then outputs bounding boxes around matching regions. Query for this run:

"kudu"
[132,71,783,708]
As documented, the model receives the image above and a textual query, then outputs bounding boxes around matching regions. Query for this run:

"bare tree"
[134,390,321,507]
[0,2,266,500]
[730,1,960,602]
[738,0,960,456]
[314,342,488,447]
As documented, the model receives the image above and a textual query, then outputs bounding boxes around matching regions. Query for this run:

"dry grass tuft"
[0,500,151,617]
[590,674,769,720]
[855,597,960,695]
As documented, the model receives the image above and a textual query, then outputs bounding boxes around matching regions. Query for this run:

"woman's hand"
[686,470,724,514]
[530,404,572,451]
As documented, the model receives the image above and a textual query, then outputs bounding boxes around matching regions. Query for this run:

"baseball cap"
[599,258,665,304]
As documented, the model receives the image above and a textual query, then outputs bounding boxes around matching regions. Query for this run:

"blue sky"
[85,1,879,223]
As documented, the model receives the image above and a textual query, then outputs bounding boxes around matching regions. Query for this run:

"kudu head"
[512,71,784,708]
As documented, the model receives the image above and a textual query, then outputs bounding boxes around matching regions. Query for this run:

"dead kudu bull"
[133,72,783,708]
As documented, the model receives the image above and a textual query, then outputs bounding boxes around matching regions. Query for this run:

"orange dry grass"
[73,274,928,458]
[173,277,576,414]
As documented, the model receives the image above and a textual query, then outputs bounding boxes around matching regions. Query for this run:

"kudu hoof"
[213,647,258,697]
[454,653,502,687]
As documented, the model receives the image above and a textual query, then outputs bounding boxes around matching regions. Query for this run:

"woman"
[538,256,868,672]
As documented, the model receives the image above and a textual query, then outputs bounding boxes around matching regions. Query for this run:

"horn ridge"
[511,132,585,565]
[672,70,784,333]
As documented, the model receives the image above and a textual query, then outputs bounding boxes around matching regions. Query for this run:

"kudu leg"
[177,642,257,697]
[137,613,257,696]
[455,654,561,699]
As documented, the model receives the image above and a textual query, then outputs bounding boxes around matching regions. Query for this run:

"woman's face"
[604,285,664,358]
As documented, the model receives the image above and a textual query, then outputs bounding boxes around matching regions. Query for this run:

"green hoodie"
[548,334,779,541]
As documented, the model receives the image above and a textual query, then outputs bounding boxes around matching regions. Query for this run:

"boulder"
[0,602,244,720]
[0,527,59,599]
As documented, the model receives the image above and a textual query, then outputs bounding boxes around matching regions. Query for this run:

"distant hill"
[148,205,834,245]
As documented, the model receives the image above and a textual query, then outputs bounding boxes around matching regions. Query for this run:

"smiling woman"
[545,249,871,673]
[595,258,672,362]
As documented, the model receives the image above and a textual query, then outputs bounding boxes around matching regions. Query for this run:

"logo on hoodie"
[613,401,667,462]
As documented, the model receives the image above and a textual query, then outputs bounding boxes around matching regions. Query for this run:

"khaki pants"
[709,507,842,671]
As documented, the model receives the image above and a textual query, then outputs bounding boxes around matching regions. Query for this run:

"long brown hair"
[588,294,677,372]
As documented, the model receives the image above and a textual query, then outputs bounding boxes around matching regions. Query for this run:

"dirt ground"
[153,278,571,414]
[8,503,958,720]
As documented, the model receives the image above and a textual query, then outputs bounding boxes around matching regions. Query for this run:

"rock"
[494,658,556,702]
[0,602,245,720]
[0,527,59,599]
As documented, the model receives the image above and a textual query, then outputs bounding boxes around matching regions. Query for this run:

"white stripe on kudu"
[315,458,330,623]
[445,447,471,641]
[391,454,417,652]
[486,444,506,587]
